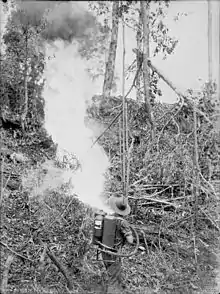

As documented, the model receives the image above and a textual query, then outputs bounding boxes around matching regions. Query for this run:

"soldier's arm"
[121,220,133,244]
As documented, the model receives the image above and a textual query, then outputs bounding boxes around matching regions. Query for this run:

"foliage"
[87,92,220,292]
[86,0,178,90]
[1,114,219,293]
[0,1,219,294]
[88,89,219,189]
[1,7,46,131]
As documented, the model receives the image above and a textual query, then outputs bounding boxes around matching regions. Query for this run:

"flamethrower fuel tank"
[102,215,117,249]
[92,213,104,245]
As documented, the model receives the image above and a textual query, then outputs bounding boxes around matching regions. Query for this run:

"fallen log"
[134,225,176,243]
[46,246,74,291]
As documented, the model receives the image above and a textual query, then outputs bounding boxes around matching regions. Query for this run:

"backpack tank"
[92,213,104,245]
[102,215,117,248]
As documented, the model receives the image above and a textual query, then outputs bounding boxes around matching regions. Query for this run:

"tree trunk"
[140,1,154,134]
[219,1,220,105]
[208,0,212,84]
[20,30,28,130]
[193,101,199,230]
[0,157,4,206]
[122,19,128,198]
[219,1,220,106]
[136,6,142,103]
[46,247,73,290]
[218,1,220,132]
[102,1,119,97]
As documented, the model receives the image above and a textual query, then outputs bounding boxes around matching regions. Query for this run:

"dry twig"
[199,207,220,232]
[126,130,135,193]
[2,172,12,195]
[138,198,177,208]
[0,157,4,206]
[140,230,149,254]
[0,254,14,294]
[148,60,212,124]
[199,171,216,196]
[156,98,184,151]
[130,186,172,198]
[38,244,47,284]
[46,246,73,290]
[91,50,144,148]
[0,241,34,262]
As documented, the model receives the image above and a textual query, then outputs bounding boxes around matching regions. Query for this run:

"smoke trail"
[43,2,96,42]
[16,1,96,42]
[17,1,111,212]
[42,40,110,212]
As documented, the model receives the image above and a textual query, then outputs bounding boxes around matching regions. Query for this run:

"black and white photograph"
[0,0,220,293]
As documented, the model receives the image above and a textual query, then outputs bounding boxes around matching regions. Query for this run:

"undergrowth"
[0,121,219,294]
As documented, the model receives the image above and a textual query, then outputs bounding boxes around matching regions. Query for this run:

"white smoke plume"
[17,1,111,212]
[16,1,96,43]
[41,40,110,212]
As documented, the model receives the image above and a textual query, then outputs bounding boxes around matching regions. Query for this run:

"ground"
[0,128,220,294]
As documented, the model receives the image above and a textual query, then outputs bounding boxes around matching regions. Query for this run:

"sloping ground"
[0,127,107,294]
[199,238,220,294]
[213,180,220,292]
[213,239,220,293]
[1,123,220,294]
[215,240,220,292]
[199,180,220,294]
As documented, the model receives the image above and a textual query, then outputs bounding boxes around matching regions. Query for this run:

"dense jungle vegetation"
[0,1,220,293]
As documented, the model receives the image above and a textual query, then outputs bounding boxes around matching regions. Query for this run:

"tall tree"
[102,1,120,97]
[218,1,220,133]
[88,1,178,102]
[2,8,45,130]
[136,7,142,103]
[208,0,212,85]
[20,23,29,130]
[140,1,154,134]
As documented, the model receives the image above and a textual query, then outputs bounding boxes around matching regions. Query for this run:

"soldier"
[102,195,133,291]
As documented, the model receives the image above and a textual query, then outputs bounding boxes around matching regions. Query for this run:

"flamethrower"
[92,213,140,259]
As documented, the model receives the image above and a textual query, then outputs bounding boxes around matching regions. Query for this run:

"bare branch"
[140,230,149,254]
[0,254,14,294]
[0,157,4,206]
[147,60,212,124]
[156,98,184,151]
[0,241,34,262]
[38,244,47,284]
[127,130,135,190]
[91,56,144,148]
[131,197,177,209]
[46,246,74,290]
[199,208,220,232]
[193,99,199,231]
[130,186,172,198]
[199,171,216,196]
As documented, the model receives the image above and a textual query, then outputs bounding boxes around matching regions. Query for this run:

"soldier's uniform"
[101,197,133,291]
